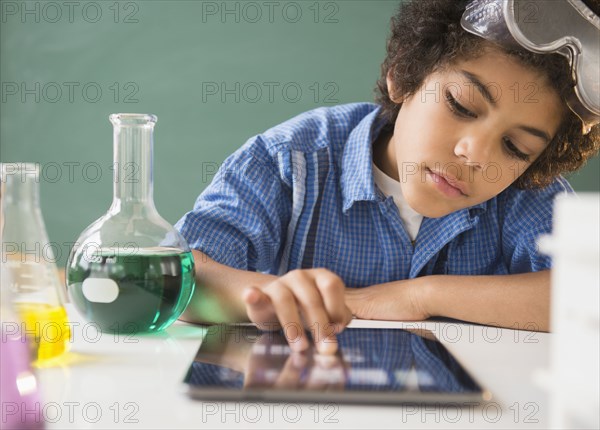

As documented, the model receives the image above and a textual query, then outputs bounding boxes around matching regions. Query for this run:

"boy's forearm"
[347,271,551,332]
[423,271,551,331]
[179,250,277,324]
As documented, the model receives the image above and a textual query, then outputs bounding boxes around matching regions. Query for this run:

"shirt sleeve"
[175,135,292,272]
[501,177,573,273]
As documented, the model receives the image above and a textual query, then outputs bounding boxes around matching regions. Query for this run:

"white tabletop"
[35,304,551,429]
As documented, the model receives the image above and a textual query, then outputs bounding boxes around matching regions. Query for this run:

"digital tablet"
[183,325,491,405]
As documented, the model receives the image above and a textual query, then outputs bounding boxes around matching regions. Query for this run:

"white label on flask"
[82,278,119,303]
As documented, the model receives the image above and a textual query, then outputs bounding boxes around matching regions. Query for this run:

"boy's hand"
[242,269,353,355]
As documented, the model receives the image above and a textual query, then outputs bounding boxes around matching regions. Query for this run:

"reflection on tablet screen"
[184,326,487,404]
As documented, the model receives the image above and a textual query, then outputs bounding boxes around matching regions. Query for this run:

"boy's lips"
[425,168,469,197]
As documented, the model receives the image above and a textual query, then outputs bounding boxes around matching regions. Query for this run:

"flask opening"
[109,113,157,127]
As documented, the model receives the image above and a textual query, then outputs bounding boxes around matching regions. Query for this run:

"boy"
[176,0,600,354]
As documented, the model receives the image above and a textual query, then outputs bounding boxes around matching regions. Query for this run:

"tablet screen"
[183,325,487,405]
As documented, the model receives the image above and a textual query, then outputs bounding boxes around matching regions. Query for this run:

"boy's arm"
[345,271,551,332]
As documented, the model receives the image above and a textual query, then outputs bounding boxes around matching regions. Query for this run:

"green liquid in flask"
[67,247,195,333]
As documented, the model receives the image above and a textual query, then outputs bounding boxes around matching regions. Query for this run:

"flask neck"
[110,114,157,210]
[0,164,40,210]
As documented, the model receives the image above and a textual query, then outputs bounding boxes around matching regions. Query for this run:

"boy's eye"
[444,89,532,163]
[503,137,530,162]
[445,90,476,119]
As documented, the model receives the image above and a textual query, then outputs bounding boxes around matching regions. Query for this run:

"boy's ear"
[386,70,404,104]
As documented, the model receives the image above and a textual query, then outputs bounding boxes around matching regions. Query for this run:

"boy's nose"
[453,134,492,170]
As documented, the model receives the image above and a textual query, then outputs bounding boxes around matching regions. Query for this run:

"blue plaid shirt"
[176,103,572,287]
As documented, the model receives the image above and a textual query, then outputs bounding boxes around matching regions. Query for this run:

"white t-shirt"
[372,162,423,241]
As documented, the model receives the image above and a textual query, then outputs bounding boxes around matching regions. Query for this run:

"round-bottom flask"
[66,114,195,333]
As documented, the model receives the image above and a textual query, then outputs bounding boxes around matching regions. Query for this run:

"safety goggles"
[461,0,600,134]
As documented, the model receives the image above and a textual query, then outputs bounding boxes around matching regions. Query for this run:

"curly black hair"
[375,0,600,189]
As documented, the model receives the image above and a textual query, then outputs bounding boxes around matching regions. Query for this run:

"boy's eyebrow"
[460,70,497,106]
[460,69,551,144]
[516,125,551,145]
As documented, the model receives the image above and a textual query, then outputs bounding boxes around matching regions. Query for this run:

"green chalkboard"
[1,0,598,267]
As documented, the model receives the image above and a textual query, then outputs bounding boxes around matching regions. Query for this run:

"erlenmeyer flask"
[66,114,195,334]
[0,162,71,362]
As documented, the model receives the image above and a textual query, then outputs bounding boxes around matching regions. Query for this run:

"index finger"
[312,269,353,330]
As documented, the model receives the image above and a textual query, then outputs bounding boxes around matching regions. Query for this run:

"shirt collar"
[341,106,387,213]
[468,201,488,218]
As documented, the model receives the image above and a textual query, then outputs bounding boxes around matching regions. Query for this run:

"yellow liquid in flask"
[15,303,71,362]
